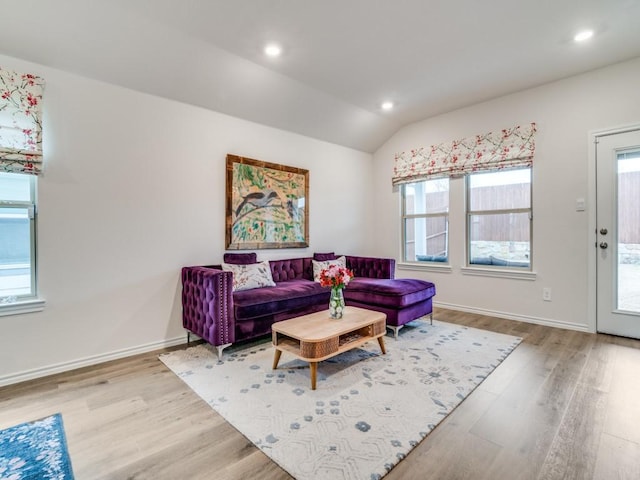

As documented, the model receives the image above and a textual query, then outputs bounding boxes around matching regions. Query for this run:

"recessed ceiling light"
[574,30,594,42]
[381,101,394,111]
[264,44,282,57]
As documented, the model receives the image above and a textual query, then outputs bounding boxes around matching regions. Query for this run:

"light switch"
[576,198,586,211]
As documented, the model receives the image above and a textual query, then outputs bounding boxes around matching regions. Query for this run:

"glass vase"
[329,287,345,319]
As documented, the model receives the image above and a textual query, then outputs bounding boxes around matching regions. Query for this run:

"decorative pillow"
[223,252,257,265]
[221,260,276,291]
[312,256,346,282]
[313,252,337,261]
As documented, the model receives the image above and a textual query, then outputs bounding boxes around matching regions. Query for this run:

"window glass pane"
[469,212,530,267]
[0,172,32,202]
[404,178,449,215]
[469,169,530,211]
[0,207,32,297]
[404,216,448,262]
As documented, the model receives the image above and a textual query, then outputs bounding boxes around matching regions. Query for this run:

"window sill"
[398,262,453,273]
[460,266,537,281]
[0,298,46,317]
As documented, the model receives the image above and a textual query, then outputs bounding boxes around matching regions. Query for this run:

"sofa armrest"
[345,255,395,280]
[181,266,235,347]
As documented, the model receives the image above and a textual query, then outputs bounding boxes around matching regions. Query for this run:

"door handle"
[599,242,608,249]
[600,228,608,235]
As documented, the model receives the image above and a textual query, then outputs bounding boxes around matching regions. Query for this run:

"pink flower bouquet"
[319,265,355,290]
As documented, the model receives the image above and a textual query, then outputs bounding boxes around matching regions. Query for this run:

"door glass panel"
[617,151,640,312]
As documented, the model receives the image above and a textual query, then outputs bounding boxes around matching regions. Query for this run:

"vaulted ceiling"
[3,0,640,152]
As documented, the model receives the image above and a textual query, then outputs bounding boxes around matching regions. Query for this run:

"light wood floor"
[2,308,640,479]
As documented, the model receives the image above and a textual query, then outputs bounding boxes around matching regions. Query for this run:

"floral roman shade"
[0,67,45,175]
[392,123,536,186]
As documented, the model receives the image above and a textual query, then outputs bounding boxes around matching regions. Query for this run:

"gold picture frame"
[225,154,309,249]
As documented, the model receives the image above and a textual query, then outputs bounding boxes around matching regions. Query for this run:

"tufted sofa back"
[346,255,395,279]
[214,255,394,282]
[268,256,394,281]
[269,257,314,282]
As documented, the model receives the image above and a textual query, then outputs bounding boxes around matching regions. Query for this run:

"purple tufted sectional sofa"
[181,252,436,357]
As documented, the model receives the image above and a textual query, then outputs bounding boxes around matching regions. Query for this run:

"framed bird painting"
[225,154,309,249]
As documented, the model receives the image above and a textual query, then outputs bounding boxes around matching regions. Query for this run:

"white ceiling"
[2,0,640,152]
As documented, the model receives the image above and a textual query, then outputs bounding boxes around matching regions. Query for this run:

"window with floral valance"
[392,123,537,186]
[0,67,45,175]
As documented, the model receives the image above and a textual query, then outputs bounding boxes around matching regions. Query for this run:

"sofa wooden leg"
[216,343,232,359]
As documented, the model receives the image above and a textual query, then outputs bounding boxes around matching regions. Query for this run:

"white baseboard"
[0,335,188,387]
[0,304,592,387]
[434,301,593,333]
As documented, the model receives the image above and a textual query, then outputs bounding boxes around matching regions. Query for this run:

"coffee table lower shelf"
[271,307,387,390]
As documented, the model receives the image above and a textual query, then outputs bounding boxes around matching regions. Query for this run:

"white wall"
[0,54,373,385]
[372,57,640,332]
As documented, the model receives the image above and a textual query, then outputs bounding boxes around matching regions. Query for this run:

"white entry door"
[596,128,640,338]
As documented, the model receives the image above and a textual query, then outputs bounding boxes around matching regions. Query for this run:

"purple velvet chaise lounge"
[181,253,436,357]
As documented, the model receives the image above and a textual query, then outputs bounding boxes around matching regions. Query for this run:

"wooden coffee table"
[271,306,387,390]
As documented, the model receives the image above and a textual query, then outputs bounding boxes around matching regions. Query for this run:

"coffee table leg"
[272,349,282,369]
[310,362,317,390]
[377,336,386,354]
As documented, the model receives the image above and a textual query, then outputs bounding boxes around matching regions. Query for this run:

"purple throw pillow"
[313,252,337,261]
[223,253,257,265]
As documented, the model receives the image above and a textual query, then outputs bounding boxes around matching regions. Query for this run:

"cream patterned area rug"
[160,319,521,480]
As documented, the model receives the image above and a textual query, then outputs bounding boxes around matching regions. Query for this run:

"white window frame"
[465,167,533,271]
[0,173,44,316]
[400,179,450,266]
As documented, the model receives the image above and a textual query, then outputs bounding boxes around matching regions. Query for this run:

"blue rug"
[0,413,75,479]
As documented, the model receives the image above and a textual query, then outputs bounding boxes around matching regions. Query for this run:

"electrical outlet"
[543,287,552,302]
